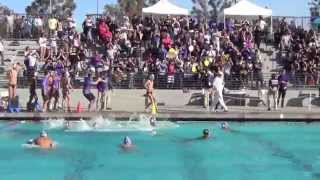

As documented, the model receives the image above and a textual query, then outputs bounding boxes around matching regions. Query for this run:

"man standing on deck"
[267,74,279,111]
[7,63,21,100]
[277,69,289,108]
[211,71,228,112]
[96,71,113,111]
[145,74,155,112]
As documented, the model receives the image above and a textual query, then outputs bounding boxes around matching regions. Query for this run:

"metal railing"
[11,72,320,90]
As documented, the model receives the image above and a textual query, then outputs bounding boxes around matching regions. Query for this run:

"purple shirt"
[278,74,289,90]
[91,55,102,67]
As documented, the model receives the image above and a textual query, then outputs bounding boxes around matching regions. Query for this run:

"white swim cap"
[221,122,229,129]
[40,131,48,137]
[151,130,157,136]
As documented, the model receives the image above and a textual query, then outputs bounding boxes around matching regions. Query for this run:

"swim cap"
[27,139,34,144]
[123,136,132,145]
[151,130,157,135]
[203,129,209,135]
[149,74,155,81]
[40,131,48,137]
[221,122,229,129]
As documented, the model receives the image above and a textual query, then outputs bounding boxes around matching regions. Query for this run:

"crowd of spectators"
[1,10,319,113]
[80,15,269,89]
[275,17,320,86]
[3,12,319,91]
[1,12,49,39]
[0,13,269,90]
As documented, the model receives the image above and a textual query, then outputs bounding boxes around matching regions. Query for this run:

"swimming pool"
[0,118,320,180]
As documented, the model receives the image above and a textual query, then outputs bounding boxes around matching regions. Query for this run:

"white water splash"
[42,119,66,129]
[65,114,179,132]
[66,119,92,132]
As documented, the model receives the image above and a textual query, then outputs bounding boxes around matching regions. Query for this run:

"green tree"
[191,0,210,19]
[310,0,320,7]
[115,0,158,16]
[309,0,320,16]
[144,0,159,7]
[25,0,76,17]
[191,0,234,20]
[0,3,12,15]
[103,4,123,18]
[117,0,140,16]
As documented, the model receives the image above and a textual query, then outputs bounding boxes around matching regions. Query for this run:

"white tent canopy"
[142,0,189,15]
[224,0,272,16]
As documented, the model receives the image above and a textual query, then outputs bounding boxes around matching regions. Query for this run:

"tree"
[25,0,76,17]
[117,0,140,16]
[115,0,159,17]
[309,0,320,17]
[104,4,123,18]
[191,0,210,19]
[144,0,158,7]
[309,0,320,7]
[191,0,234,20]
[0,3,12,15]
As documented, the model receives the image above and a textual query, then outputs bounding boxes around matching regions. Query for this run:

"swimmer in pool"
[202,129,211,139]
[221,122,230,130]
[32,131,55,149]
[149,116,156,127]
[65,121,70,129]
[121,136,134,149]
[182,129,212,143]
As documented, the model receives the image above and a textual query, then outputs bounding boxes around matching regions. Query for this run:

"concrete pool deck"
[1,89,320,121]
[1,107,320,121]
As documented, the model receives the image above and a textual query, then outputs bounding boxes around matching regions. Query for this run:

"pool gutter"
[0,111,319,122]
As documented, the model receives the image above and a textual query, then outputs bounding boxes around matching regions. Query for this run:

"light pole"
[50,0,52,16]
[97,0,99,17]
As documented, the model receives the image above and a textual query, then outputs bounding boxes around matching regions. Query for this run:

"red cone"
[76,101,83,113]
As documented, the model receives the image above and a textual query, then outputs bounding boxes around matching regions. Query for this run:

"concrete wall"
[0,89,316,112]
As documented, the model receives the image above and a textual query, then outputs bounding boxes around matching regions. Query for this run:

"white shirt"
[6,15,14,26]
[213,76,224,92]
[39,37,47,47]
[204,34,211,44]
[85,18,93,27]
[282,35,291,47]
[259,20,267,30]
[107,47,116,60]
[120,32,127,41]
[28,55,37,67]
[212,32,220,52]
[0,41,4,52]
[50,37,57,47]
[34,18,43,27]
[68,17,76,28]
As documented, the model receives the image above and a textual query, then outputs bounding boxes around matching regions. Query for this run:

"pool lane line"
[236,130,320,179]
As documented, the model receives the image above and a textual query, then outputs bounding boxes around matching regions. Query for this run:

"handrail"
[6,72,320,90]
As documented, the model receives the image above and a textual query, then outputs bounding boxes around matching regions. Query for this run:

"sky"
[0,0,310,23]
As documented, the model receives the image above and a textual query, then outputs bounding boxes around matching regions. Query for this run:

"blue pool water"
[0,118,320,180]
